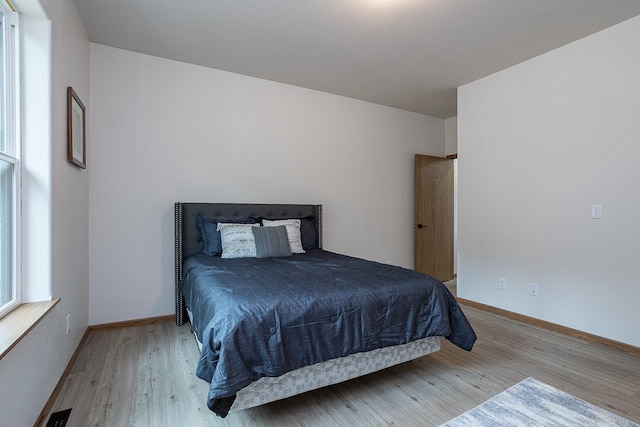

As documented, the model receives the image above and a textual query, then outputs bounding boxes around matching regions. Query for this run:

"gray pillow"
[197,216,255,256]
[217,223,260,259]
[262,219,304,253]
[252,226,292,258]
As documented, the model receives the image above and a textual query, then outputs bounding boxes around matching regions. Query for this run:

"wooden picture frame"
[67,86,86,169]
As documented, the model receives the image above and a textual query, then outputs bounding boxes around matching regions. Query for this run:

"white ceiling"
[74,0,640,119]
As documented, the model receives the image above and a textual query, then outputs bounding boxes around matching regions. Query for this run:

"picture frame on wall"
[67,86,86,169]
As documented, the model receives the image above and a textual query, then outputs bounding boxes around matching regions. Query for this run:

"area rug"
[440,377,639,427]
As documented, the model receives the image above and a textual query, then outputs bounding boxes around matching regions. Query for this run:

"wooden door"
[414,154,454,281]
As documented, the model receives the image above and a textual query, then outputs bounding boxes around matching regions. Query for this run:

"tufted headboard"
[174,202,323,325]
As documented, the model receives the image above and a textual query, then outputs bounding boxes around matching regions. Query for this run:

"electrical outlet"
[529,283,538,297]
[498,278,506,290]
[591,204,602,219]
[66,314,71,335]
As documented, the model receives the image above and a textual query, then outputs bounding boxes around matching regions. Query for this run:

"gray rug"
[440,377,639,427]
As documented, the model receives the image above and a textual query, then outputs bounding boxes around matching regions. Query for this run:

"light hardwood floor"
[41,304,640,426]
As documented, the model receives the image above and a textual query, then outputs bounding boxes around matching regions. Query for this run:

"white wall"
[0,1,89,426]
[48,0,90,345]
[458,16,640,347]
[444,116,457,156]
[445,116,458,273]
[88,44,444,325]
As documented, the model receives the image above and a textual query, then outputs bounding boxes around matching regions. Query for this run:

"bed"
[175,202,476,418]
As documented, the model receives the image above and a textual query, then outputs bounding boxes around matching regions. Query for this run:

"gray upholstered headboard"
[174,202,323,325]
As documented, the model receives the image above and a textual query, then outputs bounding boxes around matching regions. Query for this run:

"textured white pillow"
[262,219,305,254]
[216,223,260,258]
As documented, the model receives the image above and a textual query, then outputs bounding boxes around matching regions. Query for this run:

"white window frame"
[0,1,20,319]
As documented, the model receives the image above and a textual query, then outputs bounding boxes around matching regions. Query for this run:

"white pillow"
[262,219,305,254]
[216,223,260,258]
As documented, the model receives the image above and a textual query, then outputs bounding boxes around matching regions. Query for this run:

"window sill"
[0,298,60,361]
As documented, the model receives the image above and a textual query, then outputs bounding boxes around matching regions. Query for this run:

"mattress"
[181,250,476,416]
[231,335,441,412]
[187,307,440,413]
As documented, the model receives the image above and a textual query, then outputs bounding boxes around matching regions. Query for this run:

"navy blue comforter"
[181,250,476,417]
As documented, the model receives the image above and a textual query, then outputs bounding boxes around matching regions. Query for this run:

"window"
[0,2,19,319]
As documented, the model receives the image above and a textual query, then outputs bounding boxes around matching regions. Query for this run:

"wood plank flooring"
[41,304,640,426]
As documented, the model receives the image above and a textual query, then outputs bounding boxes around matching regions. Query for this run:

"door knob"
[415,224,425,229]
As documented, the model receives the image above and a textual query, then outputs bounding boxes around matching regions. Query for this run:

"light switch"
[591,204,602,219]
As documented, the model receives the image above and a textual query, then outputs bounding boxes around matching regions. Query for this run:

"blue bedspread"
[181,250,476,417]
